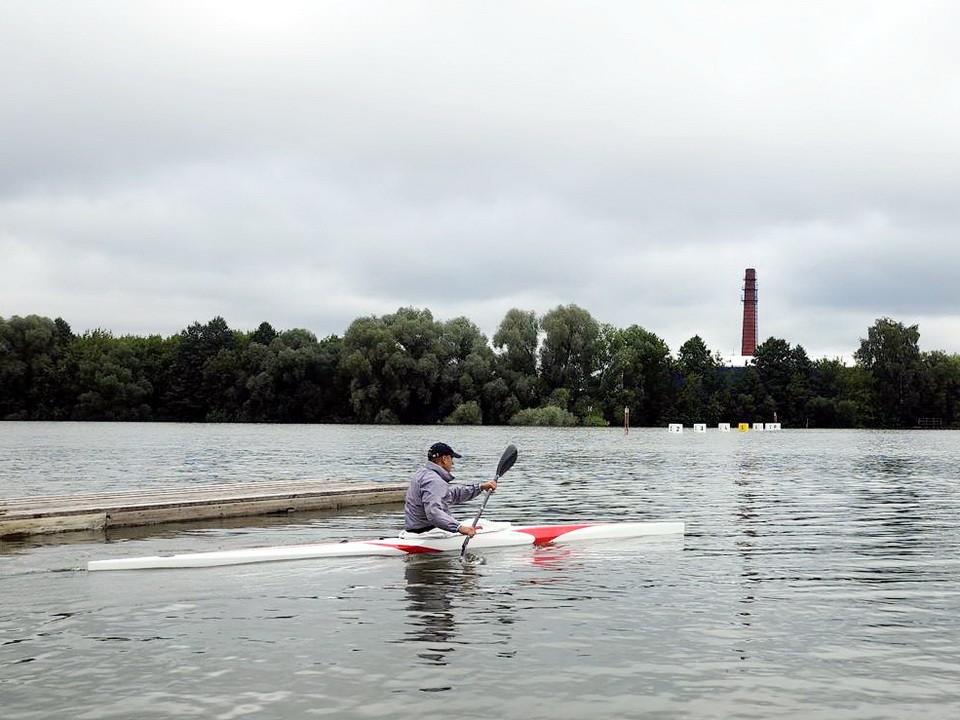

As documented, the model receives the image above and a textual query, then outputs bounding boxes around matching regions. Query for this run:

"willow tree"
[435,316,494,422]
[489,308,541,420]
[539,304,601,417]
[340,307,492,424]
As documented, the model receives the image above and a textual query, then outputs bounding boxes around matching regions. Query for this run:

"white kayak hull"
[87,520,684,571]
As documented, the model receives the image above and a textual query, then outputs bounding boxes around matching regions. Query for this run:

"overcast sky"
[3,1,959,362]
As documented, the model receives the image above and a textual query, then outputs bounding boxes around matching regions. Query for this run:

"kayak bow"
[87,520,684,571]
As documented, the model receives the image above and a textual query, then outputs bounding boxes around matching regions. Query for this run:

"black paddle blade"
[497,444,518,478]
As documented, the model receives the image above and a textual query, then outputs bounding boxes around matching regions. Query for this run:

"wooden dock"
[0,480,408,538]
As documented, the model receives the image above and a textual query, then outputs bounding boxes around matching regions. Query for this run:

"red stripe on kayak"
[515,524,592,545]
[369,542,444,554]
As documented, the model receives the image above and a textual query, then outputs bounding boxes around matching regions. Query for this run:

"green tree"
[275,331,350,422]
[597,324,672,425]
[753,338,813,426]
[340,314,400,423]
[854,317,922,428]
[341,308,460,423]
[307,334,352,422]
[917,351,960,428]
[444,400,483,425]
[490,308,540,418]
[539,304,601,417]
[804,358,860,427]
[270,330,322,421]
[240,339,278,422]
[676,335,719,377]
[493,308,538,376]
[161,317,240,421]
[722,365,767,425]
[249,321,278,346]
[66,331,167,420]
[668,335,724,424]
[480,376,520,426]
[0,315,74,419]
[435,316,494,421]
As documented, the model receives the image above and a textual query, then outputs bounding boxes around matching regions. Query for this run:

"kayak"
[86,519,685,571]
[88,520,684,571]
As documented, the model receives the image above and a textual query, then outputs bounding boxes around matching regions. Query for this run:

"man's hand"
[480,478,498,492]
[458,524,477,537]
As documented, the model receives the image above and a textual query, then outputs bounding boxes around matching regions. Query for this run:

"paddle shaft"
[460,444,517,558]
[459,486,495,557]
[467,484,494,529]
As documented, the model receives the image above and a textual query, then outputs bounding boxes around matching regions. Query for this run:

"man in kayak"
[404,442,498,537]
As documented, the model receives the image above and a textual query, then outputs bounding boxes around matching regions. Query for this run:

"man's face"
[436,454,454,471]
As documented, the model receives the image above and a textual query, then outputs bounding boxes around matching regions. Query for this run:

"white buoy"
[753,422,765,431]
[693,423,706,433]
[668,423,683,433]
[718,423,731,432]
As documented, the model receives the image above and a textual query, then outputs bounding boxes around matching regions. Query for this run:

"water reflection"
[399,556,478,665]
[859,454,923,480]
[397,554,526,667]
[732,456,761,660]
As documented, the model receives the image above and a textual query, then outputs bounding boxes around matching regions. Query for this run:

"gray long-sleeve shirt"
[404,461,483,532]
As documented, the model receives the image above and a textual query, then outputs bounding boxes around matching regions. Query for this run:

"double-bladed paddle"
[460,443,518,560]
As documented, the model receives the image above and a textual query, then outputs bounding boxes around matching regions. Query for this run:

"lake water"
[2,423,959,719]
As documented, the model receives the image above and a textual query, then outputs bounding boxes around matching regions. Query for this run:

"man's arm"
[448,478,497,504]
[420,475,462,533]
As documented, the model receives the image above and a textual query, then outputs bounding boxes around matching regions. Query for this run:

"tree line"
[2,307,958,428]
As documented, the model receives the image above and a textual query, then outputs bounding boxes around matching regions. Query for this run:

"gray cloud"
[3,1,960,361]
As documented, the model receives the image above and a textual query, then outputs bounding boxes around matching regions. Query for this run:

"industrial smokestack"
[741,268,758,356]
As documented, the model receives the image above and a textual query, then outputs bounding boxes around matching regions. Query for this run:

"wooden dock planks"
[0,480,408,538]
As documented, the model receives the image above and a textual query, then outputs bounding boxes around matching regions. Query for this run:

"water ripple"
[3,426,960,718]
